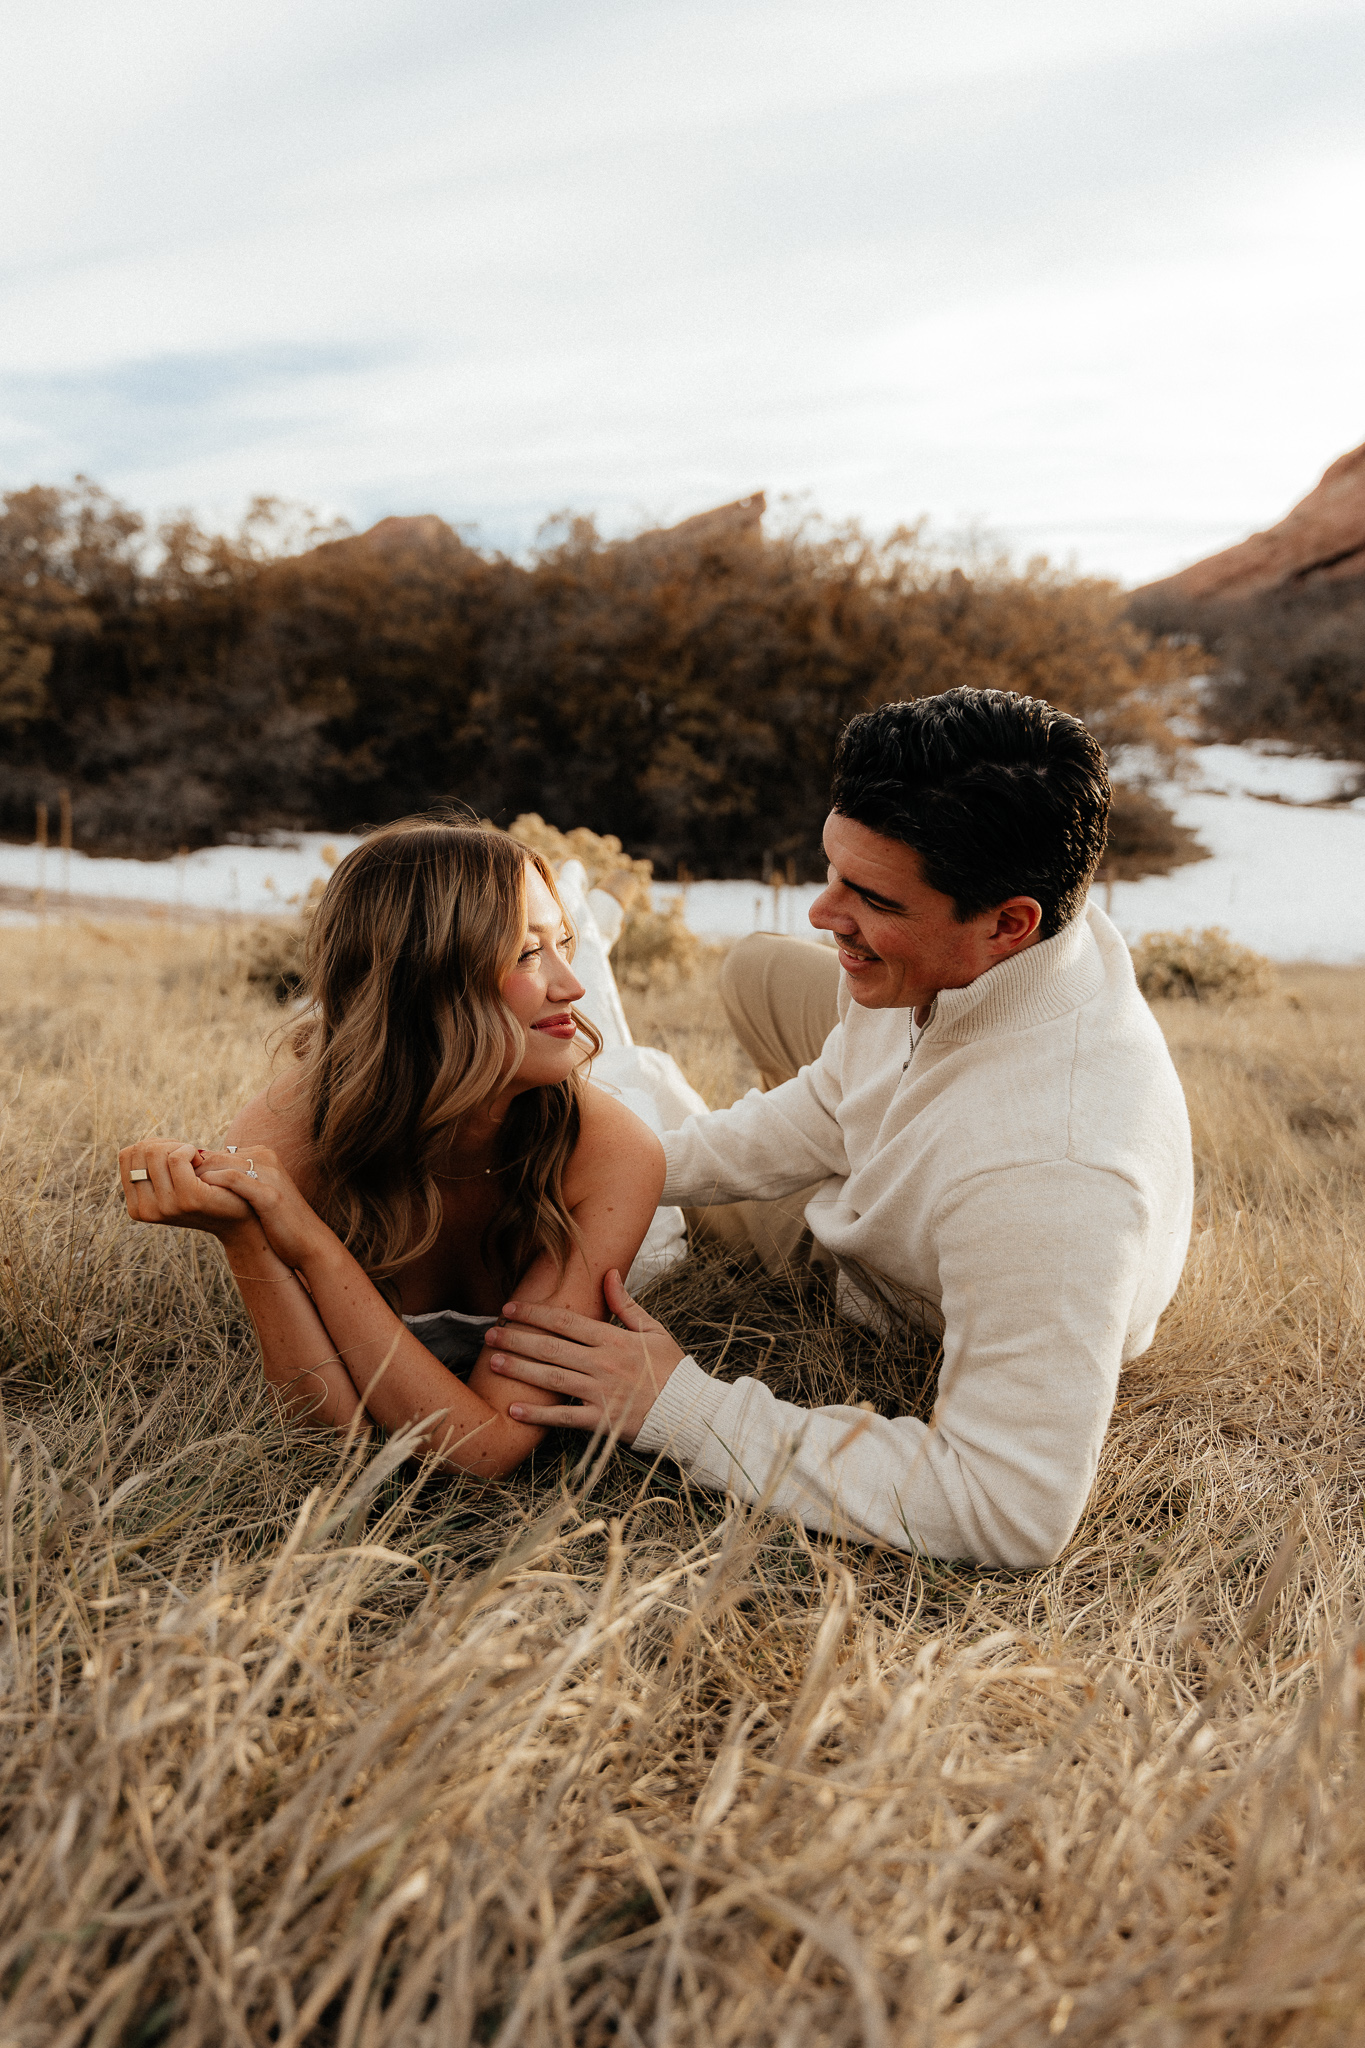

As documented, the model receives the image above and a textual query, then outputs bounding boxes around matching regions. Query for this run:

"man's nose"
[809,883,857,932]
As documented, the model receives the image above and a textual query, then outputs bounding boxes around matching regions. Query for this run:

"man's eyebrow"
[835,872,906,913]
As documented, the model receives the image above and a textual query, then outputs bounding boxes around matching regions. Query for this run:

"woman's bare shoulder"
[565,1083,666,1204]
[225,1068,317,1194]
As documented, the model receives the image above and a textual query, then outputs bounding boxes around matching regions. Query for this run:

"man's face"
[808,811,1043,1014]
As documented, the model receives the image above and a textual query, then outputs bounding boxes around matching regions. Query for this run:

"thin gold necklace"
[434,1153,534,1181]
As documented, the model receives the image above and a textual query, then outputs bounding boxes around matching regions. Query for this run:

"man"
[483,688,1194,1567]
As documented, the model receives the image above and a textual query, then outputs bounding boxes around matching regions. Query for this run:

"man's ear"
[989,897,1043,952]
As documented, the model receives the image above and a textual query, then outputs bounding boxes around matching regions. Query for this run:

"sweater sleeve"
[635,1160,1151,1567]
[661,1030,850,1207]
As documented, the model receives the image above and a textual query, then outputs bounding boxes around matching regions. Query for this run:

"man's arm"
[481,1161,1154,1567]
[634,1162,1153,1567]
[663,1028,850,1206]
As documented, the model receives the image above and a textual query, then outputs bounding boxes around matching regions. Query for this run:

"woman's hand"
[119,1140,255,1238]
[482,1268,685,1441]
[193,1147,337,1272]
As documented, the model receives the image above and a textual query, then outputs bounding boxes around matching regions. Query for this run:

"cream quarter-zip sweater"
[637,905,1193,1567]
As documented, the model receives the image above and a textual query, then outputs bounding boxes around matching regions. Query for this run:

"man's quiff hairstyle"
[829,688,1111,940]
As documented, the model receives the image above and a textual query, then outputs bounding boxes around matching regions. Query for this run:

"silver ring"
[128,1168,149,1184]
[225,1145,238,1155]
[245,1156,259,1180]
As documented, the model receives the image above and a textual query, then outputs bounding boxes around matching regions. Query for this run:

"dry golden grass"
[1,920,1364,2046]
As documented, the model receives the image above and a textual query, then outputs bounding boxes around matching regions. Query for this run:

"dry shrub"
[1132,925,1277,1003]
[611,900,701,992]
[509,812,699,990]
[1102,780,1209,882]
[2,928,1365,2043]
[507,813,654,913]
[1132,570,1365,760]
[1,479,1201,876]
[222,910,314,1000]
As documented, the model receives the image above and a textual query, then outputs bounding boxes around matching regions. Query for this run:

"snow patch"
[1,745,1362,964]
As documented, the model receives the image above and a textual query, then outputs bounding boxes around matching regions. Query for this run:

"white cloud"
[2,0,1362,579]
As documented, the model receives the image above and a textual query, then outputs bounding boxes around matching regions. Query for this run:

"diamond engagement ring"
[245,1157,260,1180]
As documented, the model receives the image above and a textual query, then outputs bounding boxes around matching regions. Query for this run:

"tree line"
[1130,574,1365,767]
[0,478,1198,878]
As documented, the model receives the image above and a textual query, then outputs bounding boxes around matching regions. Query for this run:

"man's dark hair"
[829,689,1110,939]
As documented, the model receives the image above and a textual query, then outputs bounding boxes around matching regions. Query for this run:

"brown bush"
[1131,572,1365,762]
[1102,781,1209,882]
[0,480,1201,879]
[611,898,701,991]
[1132,925,1277,1003]
[223,913,313,1001]
[507,812,654,912]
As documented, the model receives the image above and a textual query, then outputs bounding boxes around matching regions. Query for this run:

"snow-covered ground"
[1,745,1362,963]
[659,743,1365,964]
[1098,751,1364,965]
[0,833,358,920]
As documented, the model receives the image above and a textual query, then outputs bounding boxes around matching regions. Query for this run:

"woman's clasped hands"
[118,1141,329,1270]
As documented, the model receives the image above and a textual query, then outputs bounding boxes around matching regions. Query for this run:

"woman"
[118,819,666,1477]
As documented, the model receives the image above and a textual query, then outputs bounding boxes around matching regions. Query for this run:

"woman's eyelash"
[517,930,575,968]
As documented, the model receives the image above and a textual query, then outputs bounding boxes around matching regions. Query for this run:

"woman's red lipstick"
[532,1014,577,1039]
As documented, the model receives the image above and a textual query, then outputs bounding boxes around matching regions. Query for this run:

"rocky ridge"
[1134,440,1365,606]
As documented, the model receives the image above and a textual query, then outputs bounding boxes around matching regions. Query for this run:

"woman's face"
[500,862,589,1088]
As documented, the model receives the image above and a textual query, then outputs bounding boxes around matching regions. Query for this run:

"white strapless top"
[401,1307,495,1380]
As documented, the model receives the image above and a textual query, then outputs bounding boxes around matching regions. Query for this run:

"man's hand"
[483,1269,685,1440]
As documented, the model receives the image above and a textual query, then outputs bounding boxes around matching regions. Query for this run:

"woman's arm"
[192,1081,664,1470]
[222,1085,665,1453]
[223,1087,548,1472]
[222,1223,369,1431]
[466,1086,666,1404]
[121,1136,543,1477]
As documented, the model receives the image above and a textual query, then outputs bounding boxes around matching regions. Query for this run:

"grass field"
[2,920,1363,2046]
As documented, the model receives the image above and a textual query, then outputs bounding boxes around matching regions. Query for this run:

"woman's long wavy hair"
[290,818,601,1293]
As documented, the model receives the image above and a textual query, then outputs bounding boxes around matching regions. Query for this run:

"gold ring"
[129,1169,149,1183]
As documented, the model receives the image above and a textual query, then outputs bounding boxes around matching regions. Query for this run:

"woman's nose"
[555,964,587,1003]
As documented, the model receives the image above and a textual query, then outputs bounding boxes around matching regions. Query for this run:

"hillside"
[1130,442,1365,762]
[1133,441,1365,608]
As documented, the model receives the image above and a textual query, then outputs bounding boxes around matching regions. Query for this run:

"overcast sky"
[3,0,1362,584]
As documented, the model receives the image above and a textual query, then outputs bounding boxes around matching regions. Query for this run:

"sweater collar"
[923,904,1107,1044]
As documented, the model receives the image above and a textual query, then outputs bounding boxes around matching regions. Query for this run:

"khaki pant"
[685,933,842,1276]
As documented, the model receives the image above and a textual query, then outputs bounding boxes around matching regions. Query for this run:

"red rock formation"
[1134,442,1365,605]
[628,493,766,551]
[305,500,766,566]
[309,513,478,563]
